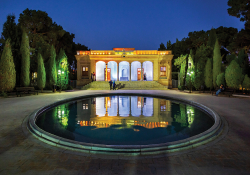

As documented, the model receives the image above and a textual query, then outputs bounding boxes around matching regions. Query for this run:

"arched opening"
[107,61,117,81]
[131,96,141,116]
[96,61,106,81]
[142,97,153,116]
[131,61,141,81]
[119,61,129,81]
[143,61,153,81]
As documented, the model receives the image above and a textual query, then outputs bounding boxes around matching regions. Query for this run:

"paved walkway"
[0,90,250,175]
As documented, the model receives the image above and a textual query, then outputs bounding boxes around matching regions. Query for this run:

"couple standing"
[109,80,116,90]
[91,72,96,82]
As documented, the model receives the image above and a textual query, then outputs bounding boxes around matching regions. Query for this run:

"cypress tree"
[185,52,194,89]
[204,58,213,91]
[242,74,250,92]
[57,49,69,90]
[20,31,30,87]
[236,49,249,75]
[216,73,225,87]
[0,39,16,91]
[49,45,57,88]
[37,53,46,92]
[213,39,222,88]
[225,60,243,91]
[193,45,209,90]
[179,56,187,87]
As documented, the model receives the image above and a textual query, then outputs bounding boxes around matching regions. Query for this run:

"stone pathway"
[0,90,250,175]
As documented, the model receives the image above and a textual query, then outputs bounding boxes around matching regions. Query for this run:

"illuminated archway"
[96,61,106,81]
[119,96,130,117]
[131,96,141,116]
[119,61,129,81]
[107,61,117,81]
[131,61,141,81]
[142,97,153,116]
[143,61,153,81]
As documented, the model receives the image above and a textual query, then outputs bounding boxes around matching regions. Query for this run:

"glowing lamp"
[62,71,64,74]
[58,70,61,74]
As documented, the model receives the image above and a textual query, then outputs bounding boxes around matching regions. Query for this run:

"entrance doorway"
[104,68,111,81]
[137,68,144,81]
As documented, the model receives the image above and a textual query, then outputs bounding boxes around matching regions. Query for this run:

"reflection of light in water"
[95,96,154,117]
[187,106,195,127]
[143,97,153,116]
[131,96,141,116]
[78,119,169,129]
[96,97,106,116]
[119,96,130,117]
[108,96,118,116]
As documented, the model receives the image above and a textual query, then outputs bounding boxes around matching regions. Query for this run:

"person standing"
[109,80,113,90]
[144,73,146,81]
[113,80,116,90]
[93,72,96,81]
[91,72,93,82]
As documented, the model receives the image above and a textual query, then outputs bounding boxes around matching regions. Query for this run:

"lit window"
[83,104,88,110]
[160,100,166,111]
[82,67,88,76]
[160,67,166,76]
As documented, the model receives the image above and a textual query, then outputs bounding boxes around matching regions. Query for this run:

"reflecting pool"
[36,96,214,145]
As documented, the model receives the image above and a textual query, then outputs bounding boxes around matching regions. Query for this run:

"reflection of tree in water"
[36,103,75,140]
[172,103,189,133]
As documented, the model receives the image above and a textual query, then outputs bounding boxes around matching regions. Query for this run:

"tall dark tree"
[57,49,69,90]
[225,60,243,91]
[1,14,22,86]
[236,49,249,75]
[204,58,213,91]
[228,0,250,30]
[213,39,222,88]
[193,45,212,89]
[37,53,46,92]
[0,39,16,91]
[158,43,167,50]
[166,40,172,50]
[48,45,57,87]
[20,31,30,87]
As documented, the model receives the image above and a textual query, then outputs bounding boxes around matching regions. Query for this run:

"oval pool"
[36,95,214,145]
[28,93,223,155]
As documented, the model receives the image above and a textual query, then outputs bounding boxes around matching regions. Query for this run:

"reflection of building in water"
[76,96,172,129]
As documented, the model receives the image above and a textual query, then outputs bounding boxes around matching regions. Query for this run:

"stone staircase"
[81,81,168,90]
[81,81,110,90]
[118,81,168,90]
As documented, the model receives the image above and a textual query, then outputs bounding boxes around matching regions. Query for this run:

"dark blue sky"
[0,0,244,50]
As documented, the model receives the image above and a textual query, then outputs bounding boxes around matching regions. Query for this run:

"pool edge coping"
[27,92,223,155]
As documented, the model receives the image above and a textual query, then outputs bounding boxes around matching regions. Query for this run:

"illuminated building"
[75,48,174,88]
[76,96,173,129]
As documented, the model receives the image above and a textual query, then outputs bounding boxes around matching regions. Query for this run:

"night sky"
[0,0,244,50]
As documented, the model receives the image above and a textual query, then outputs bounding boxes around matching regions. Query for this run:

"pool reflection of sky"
[36,96,214,145]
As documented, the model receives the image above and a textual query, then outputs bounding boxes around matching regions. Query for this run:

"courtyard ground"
[0,90,250,175]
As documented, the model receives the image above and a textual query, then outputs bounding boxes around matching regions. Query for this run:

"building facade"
[75,48,173,88]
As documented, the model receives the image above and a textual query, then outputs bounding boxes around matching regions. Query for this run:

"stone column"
[105,63,108,81]
[129,62,131,81]
[140,62,143,81]
[117,62,119,81]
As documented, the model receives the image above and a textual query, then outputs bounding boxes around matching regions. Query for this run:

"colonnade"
[96,61,153,81]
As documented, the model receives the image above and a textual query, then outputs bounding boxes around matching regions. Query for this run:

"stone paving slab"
[0,90,250,174]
